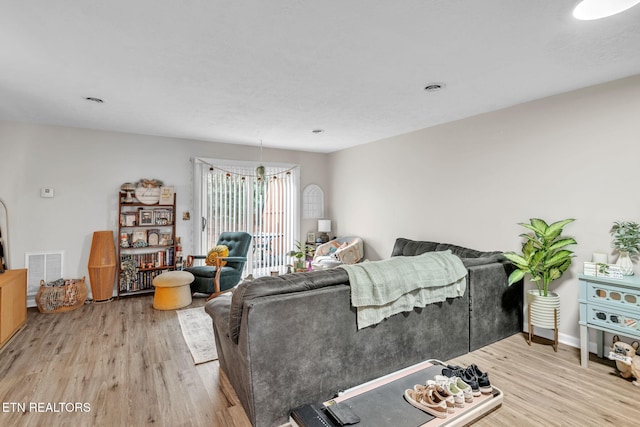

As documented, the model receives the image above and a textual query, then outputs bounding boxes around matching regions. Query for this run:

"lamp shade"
[318,220,331,233]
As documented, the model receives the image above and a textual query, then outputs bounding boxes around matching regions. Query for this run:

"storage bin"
[36,277,88,313]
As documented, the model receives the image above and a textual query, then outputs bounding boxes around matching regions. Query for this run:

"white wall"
[0,122,329,298]
[328,74,640,347]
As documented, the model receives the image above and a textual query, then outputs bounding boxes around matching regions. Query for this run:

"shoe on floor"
[428,377,465,408]
[467,364,493,394]
[441,367,480,397]
[404,385,448,419]
[416,383,456,413]
[434,374,472,404]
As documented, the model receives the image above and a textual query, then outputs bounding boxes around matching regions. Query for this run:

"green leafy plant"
[288,240,313,265]
[503,218,577,297]
[610,221,640,256]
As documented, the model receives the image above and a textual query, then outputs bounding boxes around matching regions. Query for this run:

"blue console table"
[578,274,640,368]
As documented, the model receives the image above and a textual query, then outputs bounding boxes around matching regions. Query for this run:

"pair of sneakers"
[441,363,492,395]
[429,375,474,405]
[403,384,448,419]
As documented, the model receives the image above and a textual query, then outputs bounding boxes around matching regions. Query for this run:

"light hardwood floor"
[1,295,638,427]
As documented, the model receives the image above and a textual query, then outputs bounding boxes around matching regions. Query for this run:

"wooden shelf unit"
[117,194,177,297]
[0,269,27,349]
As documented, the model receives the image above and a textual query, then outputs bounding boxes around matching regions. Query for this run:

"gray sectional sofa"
[205,238,523,427]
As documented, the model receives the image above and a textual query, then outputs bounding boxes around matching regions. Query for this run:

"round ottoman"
[152,271,194,310]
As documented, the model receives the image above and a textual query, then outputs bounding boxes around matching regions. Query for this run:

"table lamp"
[318,220,331,243]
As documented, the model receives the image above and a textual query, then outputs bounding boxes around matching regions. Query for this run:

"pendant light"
[256,140,265,180]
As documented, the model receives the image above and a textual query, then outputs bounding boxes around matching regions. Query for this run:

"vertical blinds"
[206,164,298,277]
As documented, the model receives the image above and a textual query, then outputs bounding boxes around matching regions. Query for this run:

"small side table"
[578,274,640,368]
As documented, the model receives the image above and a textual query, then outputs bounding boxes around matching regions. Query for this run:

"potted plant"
[503,218,577,334]
[289,240,312,271]
[610,221,640,276]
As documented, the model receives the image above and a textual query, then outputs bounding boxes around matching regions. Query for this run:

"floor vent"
[25,251,64,296]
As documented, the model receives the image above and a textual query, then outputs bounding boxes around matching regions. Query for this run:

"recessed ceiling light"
[573,0,640,20]
[424,83,446,92]
[84,97,104,103]
[311,129,324,134]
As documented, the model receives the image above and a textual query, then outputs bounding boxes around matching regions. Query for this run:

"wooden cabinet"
[0,269,27,349]
[117,193,177,296]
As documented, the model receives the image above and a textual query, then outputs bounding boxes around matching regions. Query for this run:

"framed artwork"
[132,230,147,245]
[147,229,160,246]
[307,232,316,244]
[154,209,172,225]
[124,212,137,226]
[159,232,173,246]
[139,209,154,225]
[159,186,175,205]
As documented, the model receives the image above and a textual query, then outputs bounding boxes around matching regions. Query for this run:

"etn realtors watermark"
[2,402,91,413]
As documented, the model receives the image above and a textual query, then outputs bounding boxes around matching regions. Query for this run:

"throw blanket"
[340,251,467,329]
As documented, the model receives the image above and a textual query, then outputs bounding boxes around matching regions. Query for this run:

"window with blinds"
[196,159,300,278]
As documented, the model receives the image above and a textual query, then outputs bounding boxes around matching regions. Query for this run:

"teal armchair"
[185,231,252,298]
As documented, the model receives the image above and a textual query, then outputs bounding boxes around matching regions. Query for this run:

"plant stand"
[527,302,558,352]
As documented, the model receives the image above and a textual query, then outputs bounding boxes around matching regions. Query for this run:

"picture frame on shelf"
[159,232,173,246]
[139,209,154,225]
[307,232,316,244]
[154,209,172,225]
[132,230,147,246]
[124,212,137,227]
[159,186,175,205]
[147,229,160,246]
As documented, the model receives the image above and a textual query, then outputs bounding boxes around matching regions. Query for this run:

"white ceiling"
[1,1,639,153]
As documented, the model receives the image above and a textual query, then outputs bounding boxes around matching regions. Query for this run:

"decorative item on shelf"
[154,209,172,225]
[134,179,163,205]
[147,229,160,246]
[610,221,640,276]
[88,230,117,302]
[120,182,136,203]
[318,219,331,243]
[159,186,175,205]
[139,209,154,225]
[583,261,623,279]
[307,232,316,244]
[503,218,577,352]
[120,232,130,248]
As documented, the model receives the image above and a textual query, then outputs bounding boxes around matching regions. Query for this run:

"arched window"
[303,184,324,219]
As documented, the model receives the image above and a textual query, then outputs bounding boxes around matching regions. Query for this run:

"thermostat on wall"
[40,187,54,198]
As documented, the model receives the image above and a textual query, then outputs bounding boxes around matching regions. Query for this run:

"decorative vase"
[527,289,560,330]
[616,251,634,276]
[88,230,117,302]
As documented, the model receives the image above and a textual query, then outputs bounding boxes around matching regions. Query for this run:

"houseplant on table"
[610,221,640,276]
[289,240,313,272]
[503,218,577,350]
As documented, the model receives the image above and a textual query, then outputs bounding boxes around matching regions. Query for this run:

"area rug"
[176,307,218,364]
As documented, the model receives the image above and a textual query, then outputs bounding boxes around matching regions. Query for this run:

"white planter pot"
[527,289,560,330]
[616,251,635,276]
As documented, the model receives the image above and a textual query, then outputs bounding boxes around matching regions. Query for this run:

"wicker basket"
[36,277,88,313]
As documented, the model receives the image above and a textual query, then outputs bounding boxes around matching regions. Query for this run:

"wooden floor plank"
[1,295,639,426]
